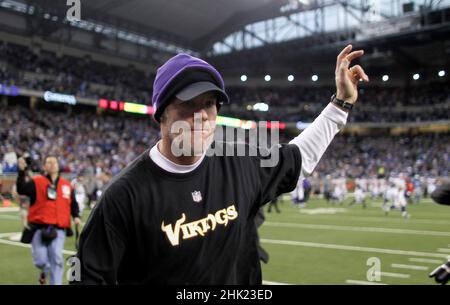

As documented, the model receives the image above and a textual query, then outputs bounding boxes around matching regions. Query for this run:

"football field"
[0,196,449,285]
[260,196,450,285]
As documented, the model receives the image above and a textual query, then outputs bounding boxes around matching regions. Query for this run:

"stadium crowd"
[1,42,449,124]
[1,104,448,179]
[0,40,448,203]
[0,42,153,104]
[223,83,450,123]
[0,103,160,201]
[316,133,450,178]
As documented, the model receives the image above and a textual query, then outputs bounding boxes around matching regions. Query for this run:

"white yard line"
[0,207,19,213]
[345,280,386,285]
[264,222,450,237]
[289,214,450,226]
[260,238,449,259]
[262,280,291,285]
[0,232,21,238]
[391,264,429,271]
[0,238,76,255]
[8,233,22,242]
[376,272,410,279]
[437,248,450,253]
[0,232,76,255]
[409,258,444,264]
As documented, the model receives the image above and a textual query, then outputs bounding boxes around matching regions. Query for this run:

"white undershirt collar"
[149,141,205,174]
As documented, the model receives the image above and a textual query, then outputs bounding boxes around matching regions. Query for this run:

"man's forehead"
[189,91,217,102]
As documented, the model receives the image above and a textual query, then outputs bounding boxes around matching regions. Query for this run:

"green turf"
[0,209,81,284]
[0,197,449,284]
[259,197,450,285]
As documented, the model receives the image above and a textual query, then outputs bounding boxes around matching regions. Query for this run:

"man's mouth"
[191,128,211,133]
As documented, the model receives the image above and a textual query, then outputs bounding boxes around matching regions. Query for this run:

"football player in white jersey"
[332,175,347,205]
[384,174,410,218]
[350,177,367,208]
[369,177,380,200]
[383,177,397,214]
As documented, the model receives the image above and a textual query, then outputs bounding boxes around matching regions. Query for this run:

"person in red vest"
[405,177,414,204]
[16,155,81,285]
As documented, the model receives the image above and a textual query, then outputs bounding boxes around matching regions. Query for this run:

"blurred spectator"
[0,41,448,185]
[0,103,448,180]
[2,144,18,173]
[1,42,449,123]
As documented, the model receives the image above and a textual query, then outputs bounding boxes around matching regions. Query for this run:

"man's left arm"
[252,45,369,208]
[290,44,369,179]
[289,103,348,179]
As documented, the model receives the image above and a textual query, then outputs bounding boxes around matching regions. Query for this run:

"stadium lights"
[296,121,311,130]
[287,75,295,82]
[438,70,446,77]
[264,75,271,82]
[413,73,420,80]
[98,98,284,130]
[311,75,318,82]
[240,75,248,82]
[216,116,285,130]
[252,102,269,112]
[98,99,153,115]
[247,102,269,112]
[382,75,389,82]
[0,84,19,96]
[44,91,76,105]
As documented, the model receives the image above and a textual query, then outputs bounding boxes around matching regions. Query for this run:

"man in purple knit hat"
[74,45,369,284]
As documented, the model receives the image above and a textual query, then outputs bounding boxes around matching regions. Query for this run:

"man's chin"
[191,136,213,156]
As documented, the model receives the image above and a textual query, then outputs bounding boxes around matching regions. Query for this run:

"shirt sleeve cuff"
[321,102,348,128]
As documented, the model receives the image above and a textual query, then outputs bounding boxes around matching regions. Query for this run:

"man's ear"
[160,107,169,124]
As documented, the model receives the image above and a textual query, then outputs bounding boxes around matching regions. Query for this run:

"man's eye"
[206,100,216,107]
[180,101,193,109]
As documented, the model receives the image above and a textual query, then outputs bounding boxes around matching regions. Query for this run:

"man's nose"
[199,108,209,120]
[194,108,209,121]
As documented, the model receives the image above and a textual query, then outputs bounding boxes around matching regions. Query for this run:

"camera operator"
[16,155,81,285]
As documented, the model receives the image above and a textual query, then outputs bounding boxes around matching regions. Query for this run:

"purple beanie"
[151,53,229,122]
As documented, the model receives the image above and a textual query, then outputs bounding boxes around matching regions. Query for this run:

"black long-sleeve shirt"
[73,143,301,284]
[16,170,80,218]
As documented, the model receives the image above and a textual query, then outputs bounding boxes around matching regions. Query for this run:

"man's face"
[161,91,218,156]
[44,157,59,175]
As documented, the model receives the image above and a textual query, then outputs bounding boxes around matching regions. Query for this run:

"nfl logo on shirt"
[191,191,202,203]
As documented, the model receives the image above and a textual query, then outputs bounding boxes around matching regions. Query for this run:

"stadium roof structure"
[7,0,446,52]
[1,0,449,79]
[81,0,291,51]
[2,0,306,54]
